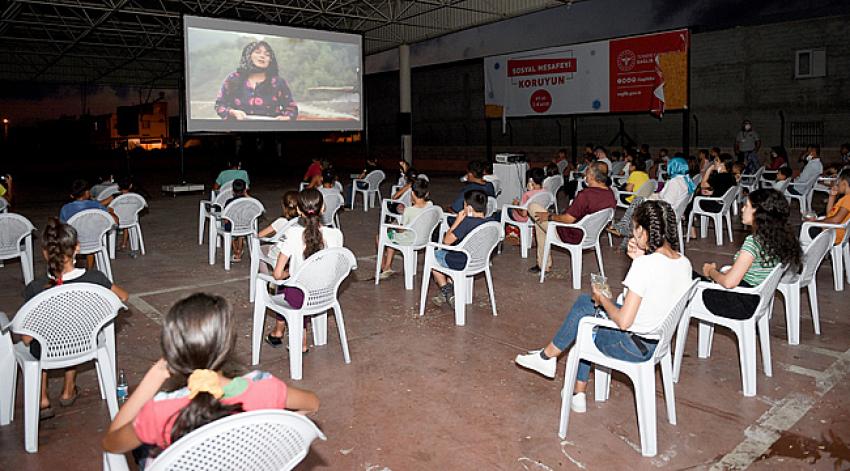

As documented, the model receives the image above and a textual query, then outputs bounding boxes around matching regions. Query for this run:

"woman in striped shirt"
[699,189,801,319]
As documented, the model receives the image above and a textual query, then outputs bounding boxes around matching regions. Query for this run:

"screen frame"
[182,15,364,133]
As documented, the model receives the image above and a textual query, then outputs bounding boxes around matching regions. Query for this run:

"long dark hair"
[748,189,802,270]
[281,190,299,219]
[237,41,279,77]
[163,293,243,444]
[42,217,77,287]
[298,189,325,260]
[633,200,679,253]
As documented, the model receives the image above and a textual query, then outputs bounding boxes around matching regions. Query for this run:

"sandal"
[230,255,242,263]
[58,386,80,407]
[265,334,284,348]
[39,406,55,420]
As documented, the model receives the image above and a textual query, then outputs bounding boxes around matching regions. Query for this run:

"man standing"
[734,119,761,166]
[527,162,616,274]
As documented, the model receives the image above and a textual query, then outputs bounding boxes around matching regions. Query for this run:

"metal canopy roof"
[0,0,570,87]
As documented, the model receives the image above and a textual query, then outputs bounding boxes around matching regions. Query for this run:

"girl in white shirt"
[515,200,692,413]
[265,189,344,351]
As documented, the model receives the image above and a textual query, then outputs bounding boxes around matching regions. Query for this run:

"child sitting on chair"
[377,178,433,279]
[223,179,248,263]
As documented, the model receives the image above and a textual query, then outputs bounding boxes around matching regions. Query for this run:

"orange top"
[826,194,850,244]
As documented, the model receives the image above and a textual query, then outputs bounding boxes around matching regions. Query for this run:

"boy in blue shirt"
[59,179,117,223]
[449,160,495,213]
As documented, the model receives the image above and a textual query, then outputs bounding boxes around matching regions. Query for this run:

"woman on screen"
[215,41,298,121]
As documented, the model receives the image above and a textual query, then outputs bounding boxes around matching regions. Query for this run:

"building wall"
[366,14,850,166]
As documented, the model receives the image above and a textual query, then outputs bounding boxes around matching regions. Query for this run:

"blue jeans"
[552,294,657,381]
[344,181,368,206]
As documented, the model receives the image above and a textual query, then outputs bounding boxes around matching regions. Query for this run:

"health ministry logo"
[617,49,636,72]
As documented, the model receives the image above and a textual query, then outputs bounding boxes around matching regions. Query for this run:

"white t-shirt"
[622,252,693,336]
[318,187,343,200]
[651,175,690,208]
[274,225,344,272]
[269,217,293,234]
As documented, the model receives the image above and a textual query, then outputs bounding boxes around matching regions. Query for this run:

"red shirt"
[556,187,616,244]
[303,162,322,181]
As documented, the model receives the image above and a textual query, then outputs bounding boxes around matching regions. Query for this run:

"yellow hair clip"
[187,369,224,399]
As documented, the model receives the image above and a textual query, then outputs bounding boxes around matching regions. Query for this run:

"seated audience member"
[22,218,129,420]
[515,201,691,414]
[789,144,823,196]
[59,179,117,223]
[102,293,319,465]
[0,173,13,206]
[805,172,850,245]
[823,163,842,179]
[609,151,627,178]
[430,189,492,307]
[697,189,801,320]
[223,179,248,263]
[743,149,762,175]
[386,166,420,217]
[700,155,737,204]
[767,146,789,171]
[529,162,616,274]
[377,178,433,279]
[318,168,343,199]
[510,167,546,224]
[449,160,495,213]
[648,156,696,209]
[212,160,249,191]
[621,156,651,203]
[552,148,572,174]
[344,156,380,208]
[732,162,745,183]
[594,146,613,169]
[697,149,711,173]
[772,167,793,191]
[840,143,850,166]
[563,153,594,201]
[265,189,343,351]
[90,175,119,205]
[303,157,324,188]
[257,191,300,268]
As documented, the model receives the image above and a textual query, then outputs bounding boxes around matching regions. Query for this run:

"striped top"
[734,235,778,286]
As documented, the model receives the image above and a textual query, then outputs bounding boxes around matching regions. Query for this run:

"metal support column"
[399,44,412,165]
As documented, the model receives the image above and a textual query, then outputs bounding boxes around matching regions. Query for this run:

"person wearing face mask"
[788,144,824,196]
[735,119,761,166]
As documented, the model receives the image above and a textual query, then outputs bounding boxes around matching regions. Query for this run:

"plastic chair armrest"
[692,195,723,212]
[576,316,620,345]
[694,279,760,296]
[0,312,10,331]
[256,273,288,287]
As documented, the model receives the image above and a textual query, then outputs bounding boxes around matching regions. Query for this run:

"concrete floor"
[0,172,848,470]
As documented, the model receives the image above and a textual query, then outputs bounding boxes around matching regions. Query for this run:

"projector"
[494,153,525,163]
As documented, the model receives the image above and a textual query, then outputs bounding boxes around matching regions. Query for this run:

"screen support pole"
[178,75,186,183]
[399,44,412,165]
[570,116,578,165]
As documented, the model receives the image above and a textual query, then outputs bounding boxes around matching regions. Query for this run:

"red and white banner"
[485,29,689,118]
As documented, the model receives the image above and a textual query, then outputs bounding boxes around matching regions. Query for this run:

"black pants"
[694,272,759,320]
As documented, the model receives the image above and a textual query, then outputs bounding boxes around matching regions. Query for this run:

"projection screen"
[183,15,363,133]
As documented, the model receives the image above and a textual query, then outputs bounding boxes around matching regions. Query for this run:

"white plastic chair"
[542,175,564,213]
[376,205,443,290]
[248,218,300,303]
[500,191,554,259]
[616,179,656,210]
[209,197,264,271]
[800,219,850,292]
[0,213,35,284]
[107,410,325,471]
[251,247,356,380]
[673,264,786,397]
[784,178,817,215]
[0,312,15,426]
[212,179,234,200]
[483,174,501,197]
[198,188,233,245]
[686,185,737,246]
[556,160,569,175]
[380,189,412,225]
[351,170,385,211]
[560,280,698,457]
[10,283,126,452]
[419,222,501,326]
[672,192,693,254]
[108,193,148,259]
[539,208,614,289]
[68,209,116,281]
[778,230,833,345]
[0,198,7,213]
[739,166,764,200]
[320,191,344,229]
[436,198,499,244]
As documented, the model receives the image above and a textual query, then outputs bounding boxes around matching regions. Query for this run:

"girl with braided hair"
[214,41,298,120]
[102,293,318,465]
[698,189,801,320]
[263,189,344,351]
[515,200,692,414]
[21,218,128,419]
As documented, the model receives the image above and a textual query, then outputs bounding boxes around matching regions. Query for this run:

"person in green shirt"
[213,160,250,190]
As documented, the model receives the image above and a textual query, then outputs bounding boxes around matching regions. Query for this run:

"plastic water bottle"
[117,369,128,404]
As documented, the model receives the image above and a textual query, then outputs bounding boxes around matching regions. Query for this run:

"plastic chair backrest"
[720,185,738,212]
[10,283,124,363]
[146,410,326,471]
[0,198,7,213]
[213,188,234,209]
[320,192,344,226]
[751,264,787,314]
[67,209,114,253]
[773,179,790,193]
[578,208,614,247]
[557,160,569,175]
[334,181,344,193]
[794,230,834,285]
[456,221,501,272]
[219,180,234,194]
[642,279,699,359]
[109,193,146,226]
[221,197,264,236]
[673,191,691,220]
[286,247,356,312]
[406,206,443,246]
[542,175,563,196]
[365,170,385,189]
[0,213,34,259]
[397,188,412,207]
[526,191,554,210]
[484,175,501,196]
[486,197,498,218]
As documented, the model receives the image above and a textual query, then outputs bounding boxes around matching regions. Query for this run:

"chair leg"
[465,277,473,305]
[738,323,757,397]
[832,247,844,291]
[136,225,146,255]
[697,321,714,358]
[251,290,267,365]
[714,215,723,246]
[311,313,328,346]
[539,241,551,283]
[418,260,432,317]
[783,284,801,345]
[109,230,116,260]
[593,366,611,402]
[485,268,497,317]
[686,213,695,243]
[453,277,467,326]
[403,249,416,291]
[23,361,42,453]
[559,350,580,439]
[96,349,119,418]
[570,248,582,290]
[725,211,733,243]
[672,314,691,382]
[594,243,604,276]
[634,367,658,457]
[0,356,16,425]
[288,315,304,380]
[660,354,677,425]
[208,231,217,265]
[520,226,529,259]
[198,205,206,245]
[374,241,385,286]
[808,281,821,335]
[757,315,772,377]
[223,234,232,271]
[333,303,351,364]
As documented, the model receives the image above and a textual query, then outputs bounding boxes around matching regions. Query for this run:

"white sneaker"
[515,349,556,379]
[378,269,395,280]
[571,392,587,413]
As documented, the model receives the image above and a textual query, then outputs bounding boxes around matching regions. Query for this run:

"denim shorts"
[434,249,450,268]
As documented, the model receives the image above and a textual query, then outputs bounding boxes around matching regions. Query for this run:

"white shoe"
[571,392,587,413]
[515,349,556,379]
[379,269,395,280]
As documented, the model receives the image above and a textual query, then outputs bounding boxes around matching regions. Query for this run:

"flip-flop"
[39,406,55,420]
[58,387,80,407]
